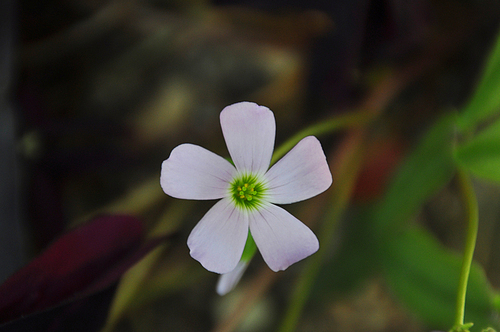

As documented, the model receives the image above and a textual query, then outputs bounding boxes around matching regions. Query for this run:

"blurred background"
[2,0,500,331]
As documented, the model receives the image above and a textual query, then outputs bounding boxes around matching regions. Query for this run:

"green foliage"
[312,209,380,300]
[367,113,497,330]
[455,118,500,183]
[382,226,493,331]
[372,114,457,235]
[451,322,475,332]
[457,30,500,130]
[455,27,500,181]
[303,25,500,332]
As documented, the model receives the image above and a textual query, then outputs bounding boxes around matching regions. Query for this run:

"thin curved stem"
[271,109,376,165]
[233,110,375,276]
[278,130,366,332]
[451,168,479,332]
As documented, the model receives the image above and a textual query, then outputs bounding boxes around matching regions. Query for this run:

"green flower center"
[229,174,267,210]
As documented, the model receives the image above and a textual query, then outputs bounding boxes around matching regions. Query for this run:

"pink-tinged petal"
[265,136,332,204]
[249,204,319,272]
[216,260,249,295]
[161,143,236,200]
[187,198,249,274]
[220,102,275,174]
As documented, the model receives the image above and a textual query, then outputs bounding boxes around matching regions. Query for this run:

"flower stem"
[241,232,257,262]
[241,110,374,268]
[271,109,376,164]
[451,168,479,332]
[278,130,366,332]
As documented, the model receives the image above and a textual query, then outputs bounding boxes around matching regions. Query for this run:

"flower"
[160,102,332,275]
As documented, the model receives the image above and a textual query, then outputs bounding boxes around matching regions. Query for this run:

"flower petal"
[216,260,249,295]
[249,204,319,272]
[265,136,332,204]
[220,102,275,174]
[161,143,236,200]
[187,198,249,274]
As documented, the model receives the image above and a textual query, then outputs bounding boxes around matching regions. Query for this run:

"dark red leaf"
[0,284,117,332]
[0,214,167,326]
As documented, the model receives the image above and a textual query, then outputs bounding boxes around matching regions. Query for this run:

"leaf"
[365,113,498,329]
[0,214,169,330]
[382,226,496,331]
[313,115,457,304]
[0,285,117,332]
[372,113,456,235]
[455,118,500,182]
[458,29,500,130]
[312,209,380,300]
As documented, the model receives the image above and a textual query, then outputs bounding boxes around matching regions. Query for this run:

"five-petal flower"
[160,102,332,274]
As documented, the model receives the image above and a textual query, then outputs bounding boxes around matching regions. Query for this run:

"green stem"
[240,232,257,262]
[452,168,479,331]
[278,130,366,332]
[239,109,374,267]
[271,109,376,164]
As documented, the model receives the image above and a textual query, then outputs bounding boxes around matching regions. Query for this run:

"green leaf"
[372,113,456,235]
[382,226,496,331]
[458,30,500,130]
[366,113,497,329]
[455,118,500,182]
[311,209,380,300]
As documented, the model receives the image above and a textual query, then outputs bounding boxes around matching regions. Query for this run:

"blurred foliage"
[455,27,500,185]
[382,226,492,331]
[457,30,500,131]
[5,0,500,331]
[456,118,500,183]
[371,114,457,236]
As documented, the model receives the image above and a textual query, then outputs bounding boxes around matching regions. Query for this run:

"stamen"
[230,174,267,210]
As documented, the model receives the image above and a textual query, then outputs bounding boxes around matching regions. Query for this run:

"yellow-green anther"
[230,174,267,210]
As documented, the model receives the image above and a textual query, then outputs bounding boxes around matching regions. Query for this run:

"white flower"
[160,102,332,274]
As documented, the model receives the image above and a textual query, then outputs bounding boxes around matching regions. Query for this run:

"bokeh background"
[2,0,500,331]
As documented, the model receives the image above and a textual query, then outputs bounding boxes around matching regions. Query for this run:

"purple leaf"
[0,214,169,329]
[0,285,117,332]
